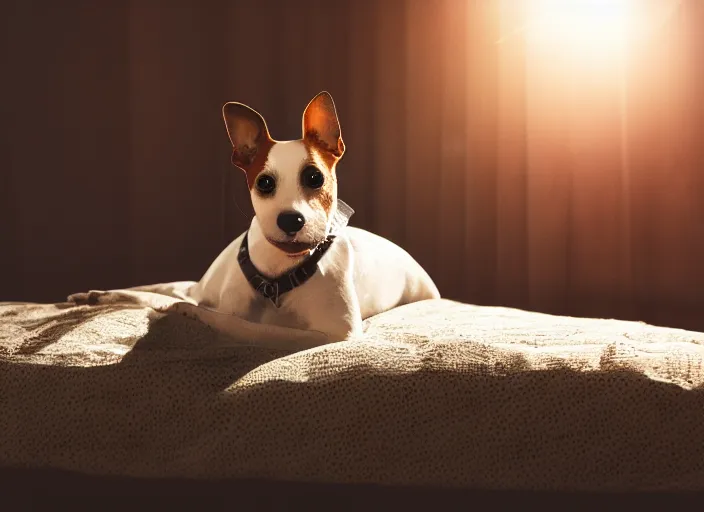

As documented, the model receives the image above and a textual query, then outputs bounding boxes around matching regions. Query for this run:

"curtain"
[2,0,702,331]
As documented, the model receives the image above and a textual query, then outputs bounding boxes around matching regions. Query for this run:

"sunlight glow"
[526,0,635,54]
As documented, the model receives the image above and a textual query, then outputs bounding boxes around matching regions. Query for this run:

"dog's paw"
[67,290,113,306]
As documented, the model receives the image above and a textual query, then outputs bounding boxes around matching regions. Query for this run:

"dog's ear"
[302,91,345,159]
[222,102,273,171]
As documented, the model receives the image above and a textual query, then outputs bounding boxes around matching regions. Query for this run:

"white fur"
[250,141,337,267]
[185,218,439,343]
[68,96,440,350]
[71,217,440,348]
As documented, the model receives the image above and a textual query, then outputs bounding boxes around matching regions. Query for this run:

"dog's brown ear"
[302,91,345,159]
[222,102,273,171]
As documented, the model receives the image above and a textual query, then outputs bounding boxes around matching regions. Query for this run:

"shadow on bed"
[3,303,704,509]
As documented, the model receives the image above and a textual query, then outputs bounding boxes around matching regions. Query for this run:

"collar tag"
[238,230,338,307]
[256,280,281,308]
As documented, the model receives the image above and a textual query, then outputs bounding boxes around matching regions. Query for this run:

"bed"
[2,298,704,509]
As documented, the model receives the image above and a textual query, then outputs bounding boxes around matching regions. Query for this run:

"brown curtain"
[2,0,703,331]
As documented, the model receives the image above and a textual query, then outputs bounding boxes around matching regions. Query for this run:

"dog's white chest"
[190,222,439,342]
[191,229,349,333]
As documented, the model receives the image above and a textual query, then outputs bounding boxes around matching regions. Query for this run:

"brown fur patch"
[302,92,344,158]
[299,92,345,217]
[309,180,335,215]
[222,102,275,190]
[224,92,345,194]
[302,143,339,216]
[304,130,345,160]
[233,138,274,190]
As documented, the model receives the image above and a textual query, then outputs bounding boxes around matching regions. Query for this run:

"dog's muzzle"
[266,238,316,256]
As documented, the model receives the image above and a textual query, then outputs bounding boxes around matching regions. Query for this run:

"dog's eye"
[301,166,324,189]
[255,174,276,195]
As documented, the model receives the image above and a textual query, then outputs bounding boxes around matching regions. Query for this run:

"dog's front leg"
[303,277,364,343]
[68,281,197,306]
[315,310,363,343]
[67,289,188,310]
[124,281,197,301]
[301,238,364,343]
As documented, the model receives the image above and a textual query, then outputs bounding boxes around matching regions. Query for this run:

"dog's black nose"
[277,211,306,235]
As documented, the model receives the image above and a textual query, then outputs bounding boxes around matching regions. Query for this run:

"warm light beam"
[526,0,635,55]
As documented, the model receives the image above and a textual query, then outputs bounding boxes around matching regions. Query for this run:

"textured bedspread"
[2,299,704,492]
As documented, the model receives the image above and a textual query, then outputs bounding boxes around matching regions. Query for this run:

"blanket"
[2,299,704,492]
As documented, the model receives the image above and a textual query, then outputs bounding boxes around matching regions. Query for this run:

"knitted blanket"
[2,299,704,492]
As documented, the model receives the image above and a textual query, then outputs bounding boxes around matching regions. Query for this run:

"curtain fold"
[2,0,702,331]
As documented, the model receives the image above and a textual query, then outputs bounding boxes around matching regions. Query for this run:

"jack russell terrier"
[69,92,440,350]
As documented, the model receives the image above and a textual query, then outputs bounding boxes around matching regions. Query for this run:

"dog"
[69,92,440,350]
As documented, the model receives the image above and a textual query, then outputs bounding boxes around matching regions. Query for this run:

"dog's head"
[222,91,345,257]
